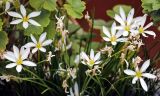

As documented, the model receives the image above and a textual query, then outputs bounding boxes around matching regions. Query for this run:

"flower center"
[136,71,142,78]
[16,56,23,65]
[89,59,95,66]
[139,27,144,33]
[36,42,42,49]
[124,25,130,31]
[23,16,29,22]
[110,36,117,42]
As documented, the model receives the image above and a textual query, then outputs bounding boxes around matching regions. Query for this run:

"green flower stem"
[80,76,92,95]
[38,50,40,62]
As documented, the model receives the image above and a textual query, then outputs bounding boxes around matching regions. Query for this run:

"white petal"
[123,31,129,36]
[114,14,125,26]
[144,31,156,38]
[111,41,117,45]
[42,40,52,46]
[124,69,136,75]
[16,65,23,72]
[4,52,16,62]
[115,31,123,38]
[6,63,16,68]
[115,26,123,30]
[81,52,89,61]
[144,22,153,30]
[117,38,127,42]
[22,61,36,66]
[23,22,29,29]
[140,59,150,72]
[13,45,19,59]
[30,34,37,44]
[142,33,148,37]
[24,42,36,48]
[32,48,38,54]
[39,47,46,52]
[103,37,110,41]
[94,61,101,64]
[20,5,26,17]
[142,73,156,79]
[132,77,138,84]
[90,49,94,60]
[140,14,147,27]
[127,8,134,25]
[10,19,22,24]
[119,7,126,21]
[5,2,10,12]
[39,32,47,43]
[103,26,111,37]
[21,48,30,60]
[28,19,41,26]
[140,78,148,91]
[28,11,41,18]
[94,52,100,61]
[111,22,116,35]
[7,11,22,18]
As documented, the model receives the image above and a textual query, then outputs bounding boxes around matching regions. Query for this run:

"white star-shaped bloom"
[114,7,136,36]
[24,32,53,54]
[4,45,36,72]
[124,59,156,91]
[102,22,127,45]
[81,49,101,67]
[7,4,41,29]
[133,14,156,38]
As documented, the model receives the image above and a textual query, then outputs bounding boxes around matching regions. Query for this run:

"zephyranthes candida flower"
[4,45,36,72]
[7,4,41,29]
[102,22,127,45]
[124,59,156,91]
[81,49,101,67]
[24,32,52,54]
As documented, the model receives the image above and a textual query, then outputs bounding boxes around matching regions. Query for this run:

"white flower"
[7,4,41,29]
[81,49,101,67]
[102,22,127,45]
[124,59,156,91]
[114,7,136,36]
[24,32,52,54]
[133,14,156,38]
[4,0,13,12]
[4,45,36,72]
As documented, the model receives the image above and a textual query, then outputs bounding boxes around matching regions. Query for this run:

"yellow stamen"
[110,36,117,42]
[139,27,144,33]
[124,25,130,31]
[136,71,142,78]
[36,42,42,49]
[23,16,29,22]
[89,59,95,66]
[16,56,23,65]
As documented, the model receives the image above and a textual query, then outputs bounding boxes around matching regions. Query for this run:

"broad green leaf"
[29,0,43,10]
[106,5,131,18]
[64,0,86,19]
[43,0,56,11]
[24,25,43,36]
[29,0,56,11]
[45,20,56,39]
[0,31,8,52]
[93,19,108,29]
[68,23,80,33]
[34,10,51,27]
